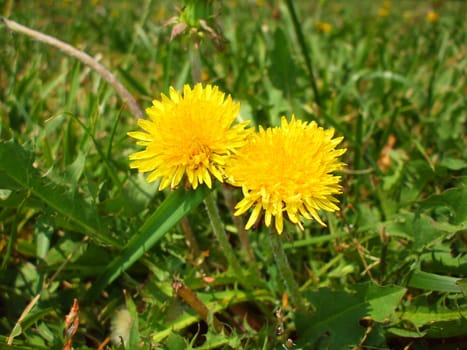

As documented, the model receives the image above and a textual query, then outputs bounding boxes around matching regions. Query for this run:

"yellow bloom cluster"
[128,84,346,233]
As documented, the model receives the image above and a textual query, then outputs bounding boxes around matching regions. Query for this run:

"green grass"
[1,0,466,349]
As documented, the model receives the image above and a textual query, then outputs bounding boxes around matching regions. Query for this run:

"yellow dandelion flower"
[378,7,390,17]
[383,1,392,9]
[227,116,346,234]
[128,83,250,190]
[426,11,439,22]
[316,21,332,33]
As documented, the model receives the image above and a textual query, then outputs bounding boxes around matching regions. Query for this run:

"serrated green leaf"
[420,244,467,275]
[153,288,274,343]
[419,177,467,225]
[297,282,406,349]
[397,296,467,338]
[0,139,119,247]
[385,212,449,250]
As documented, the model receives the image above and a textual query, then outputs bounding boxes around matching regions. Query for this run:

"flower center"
[188,142,211,169]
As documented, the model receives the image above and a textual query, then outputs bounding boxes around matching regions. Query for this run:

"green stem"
[284,0,321,108]
[221,185,255,264]
[269,231,305,309]
[204,191,247,287]
[189,40,203,83]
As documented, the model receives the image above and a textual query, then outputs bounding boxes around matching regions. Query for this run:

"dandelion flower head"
[227,116,346,234]
[426,11,439,22]
[128,83,250,190]
[316,21,332,33]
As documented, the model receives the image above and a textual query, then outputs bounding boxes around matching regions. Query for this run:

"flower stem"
[189,40,203,83]
[221,185,255,264]
[204,191,247,287]
[269,231,305,310]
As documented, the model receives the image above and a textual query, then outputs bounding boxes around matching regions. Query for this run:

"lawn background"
[1,0,466,349]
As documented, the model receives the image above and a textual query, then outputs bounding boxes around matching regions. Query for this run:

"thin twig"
[172,280,224,333]
[1,16,144,119]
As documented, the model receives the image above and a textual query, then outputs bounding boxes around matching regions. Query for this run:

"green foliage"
[87,186,209,300]
[1,0,466,349]
[0,139,116,247]
[297,283,406,349]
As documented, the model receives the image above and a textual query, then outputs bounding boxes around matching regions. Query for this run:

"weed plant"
[0,1,466,349]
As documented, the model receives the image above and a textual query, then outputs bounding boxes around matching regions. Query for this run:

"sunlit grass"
[1,1,466,349]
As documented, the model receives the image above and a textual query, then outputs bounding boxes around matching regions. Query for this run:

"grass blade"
[406,270,465,294]
[86,185,210,299]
